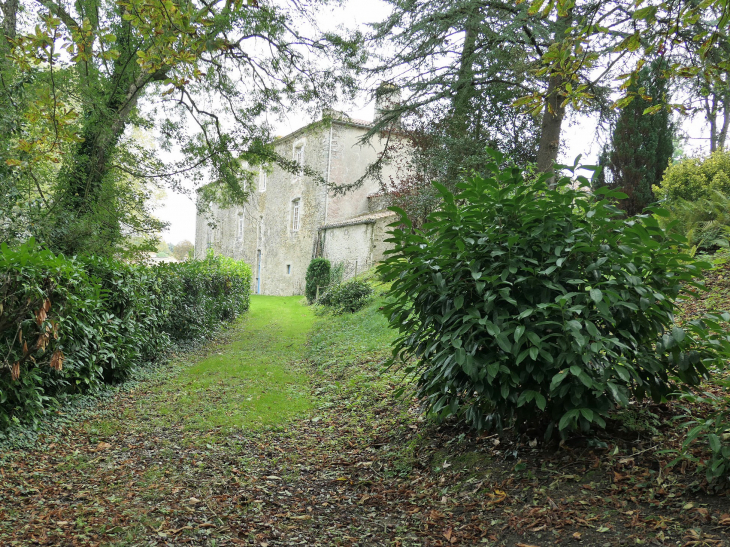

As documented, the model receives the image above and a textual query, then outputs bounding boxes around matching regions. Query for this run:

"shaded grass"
[135,295,314,434]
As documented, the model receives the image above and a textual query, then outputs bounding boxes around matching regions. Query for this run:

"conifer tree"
[600,60,675,216]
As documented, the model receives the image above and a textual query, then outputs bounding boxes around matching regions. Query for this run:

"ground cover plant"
[2,294,730,546]
[0,241,251,429]
[379,152,730,447]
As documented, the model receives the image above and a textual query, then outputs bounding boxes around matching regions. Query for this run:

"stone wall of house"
[319,212,396,276]
[325,124,387,224]
[321,222,374,270]
[194,117,401,296]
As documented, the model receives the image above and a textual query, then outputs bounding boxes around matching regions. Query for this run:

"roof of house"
[320,210,396,230]
[274,115,374,145]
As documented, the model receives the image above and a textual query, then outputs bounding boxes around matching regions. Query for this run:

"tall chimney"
[374,81,401,124]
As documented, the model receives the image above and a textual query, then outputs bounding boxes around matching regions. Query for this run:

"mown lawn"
[1,290,729,546]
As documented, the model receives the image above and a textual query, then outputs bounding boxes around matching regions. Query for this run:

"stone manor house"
[194,94,401,296]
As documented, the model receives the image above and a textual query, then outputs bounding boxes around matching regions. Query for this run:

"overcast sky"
[155,0,714,245]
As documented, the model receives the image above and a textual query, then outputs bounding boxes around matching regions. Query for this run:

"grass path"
[2,295,730,546]
[144,295,314,432]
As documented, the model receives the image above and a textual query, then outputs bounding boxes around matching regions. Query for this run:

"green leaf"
[527,331,542,346]
[495,333,512,353]
[632,6,658,20]
[559,409,580,431]
[709,433,721,453]
[518,308,534,319]
[514,325,525,342]
[534,393,546,411]
[550,370,568,390]
[589,288,603,303]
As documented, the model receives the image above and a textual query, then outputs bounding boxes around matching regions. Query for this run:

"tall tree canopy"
[368,0,730,195]
[366,0,627,184]
[0,0,359,256]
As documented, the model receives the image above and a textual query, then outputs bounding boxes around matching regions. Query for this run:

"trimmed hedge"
[0,240,252,428]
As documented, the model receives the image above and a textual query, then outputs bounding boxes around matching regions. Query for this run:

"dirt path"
[1,296,730,546]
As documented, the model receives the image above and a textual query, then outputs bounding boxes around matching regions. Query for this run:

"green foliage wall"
[379,154,730,435]
[0,241,252,429]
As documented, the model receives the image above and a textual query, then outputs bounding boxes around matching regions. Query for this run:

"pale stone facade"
[194,112,399,296]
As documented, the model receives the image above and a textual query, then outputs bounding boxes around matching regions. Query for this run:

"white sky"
[154,0,716,245]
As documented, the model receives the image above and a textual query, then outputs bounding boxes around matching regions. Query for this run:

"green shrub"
[0,241,252,429]
[305,258,331,303]
[378,152,730,435]
[653,150,730,202]
[320,279,373,314]
[657,190,730,253]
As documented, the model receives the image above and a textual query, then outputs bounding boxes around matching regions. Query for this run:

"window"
[286,264,291,275]
[293,145,304,179]
[237,215,244,241]
[291,198,300,232]
[260,168,267,192]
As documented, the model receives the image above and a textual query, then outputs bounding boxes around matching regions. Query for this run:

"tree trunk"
[452,15,478,126]
[535,13,572,174]
[719,90,730,151]
[535,72,567,172]
[706,94,718,152]
[446,7,479,184]
[1,0,19,39]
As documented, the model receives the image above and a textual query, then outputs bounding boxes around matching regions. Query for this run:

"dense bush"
[0,241,252,428]
[657,190,730,253]
[379,153,730,435]
[319,279,373,314]
[653,151,730,253]
[305,258,331,303]
[653,150,730,202]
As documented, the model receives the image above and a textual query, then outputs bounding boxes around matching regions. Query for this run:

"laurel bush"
[379,152,730,436]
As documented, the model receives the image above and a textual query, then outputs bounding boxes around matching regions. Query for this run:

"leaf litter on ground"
[1,292,730,546]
